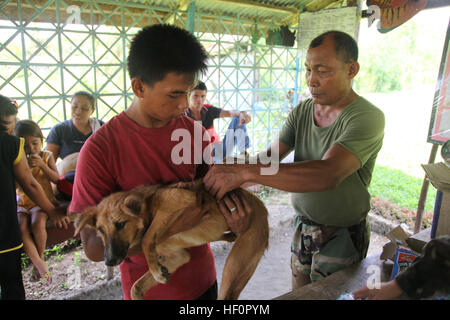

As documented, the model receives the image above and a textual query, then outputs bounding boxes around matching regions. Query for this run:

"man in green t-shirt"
[204,31,385,290]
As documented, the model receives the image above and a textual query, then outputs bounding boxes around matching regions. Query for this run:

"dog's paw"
[150,262,170,284]
[131,284,145,300]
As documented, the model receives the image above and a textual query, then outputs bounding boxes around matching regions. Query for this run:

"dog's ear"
[121,194,144,217]
[74,207,97,236]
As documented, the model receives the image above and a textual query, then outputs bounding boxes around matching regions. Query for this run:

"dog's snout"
[104,238,129,266]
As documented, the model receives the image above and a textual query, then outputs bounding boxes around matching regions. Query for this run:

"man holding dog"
[204,31,385,289]
[69,24,250,300]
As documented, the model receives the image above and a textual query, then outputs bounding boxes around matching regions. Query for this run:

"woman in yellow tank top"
[15,120,60,285]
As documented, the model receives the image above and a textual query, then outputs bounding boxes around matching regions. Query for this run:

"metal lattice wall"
[194,9,300,153]
[0,0,300,153]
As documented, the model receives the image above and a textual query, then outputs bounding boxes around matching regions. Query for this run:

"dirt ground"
[21,193,426,300]
[23,245,111,300]
[22,224,389,300]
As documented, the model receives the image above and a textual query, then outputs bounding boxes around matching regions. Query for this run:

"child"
[0,95,68,300]
[0,96,19,134]
[15,120,60,284]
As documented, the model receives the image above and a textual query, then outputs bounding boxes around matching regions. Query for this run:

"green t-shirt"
[279,96,385,227]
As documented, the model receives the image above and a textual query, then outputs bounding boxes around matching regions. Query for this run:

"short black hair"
[0,94,18,133]
[14,119,44,142]
[127,24,209,87]
[309,31,358,63]
[193,80,207,92]
[72,91,95,111]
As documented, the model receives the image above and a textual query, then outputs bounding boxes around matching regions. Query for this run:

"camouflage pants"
[290,216,370,282]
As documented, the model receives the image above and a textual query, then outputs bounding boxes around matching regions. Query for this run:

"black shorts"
[0,247,25,300]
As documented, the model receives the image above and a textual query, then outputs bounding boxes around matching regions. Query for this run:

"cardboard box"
[380,225,431,261]
[391,248,419,280]
[406,227,432,252]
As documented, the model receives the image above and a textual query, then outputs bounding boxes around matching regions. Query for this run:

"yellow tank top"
[17,150,55,210]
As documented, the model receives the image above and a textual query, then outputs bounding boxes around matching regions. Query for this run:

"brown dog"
[74,179,269,300]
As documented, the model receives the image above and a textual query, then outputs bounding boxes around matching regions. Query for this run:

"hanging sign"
[428,21,450,144]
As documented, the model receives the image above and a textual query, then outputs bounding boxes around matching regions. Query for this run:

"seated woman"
[46,91,104,200]
[186,81,251,162]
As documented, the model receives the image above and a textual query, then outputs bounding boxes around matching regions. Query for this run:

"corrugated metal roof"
[143,0,309,24]
[194,0,300,20]
[119,0,346,35]
[1,0,352,34]
[128,0,358,27]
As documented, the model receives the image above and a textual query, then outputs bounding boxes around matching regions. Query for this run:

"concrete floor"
[212,222,389,300]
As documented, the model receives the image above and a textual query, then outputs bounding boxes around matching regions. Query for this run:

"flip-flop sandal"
[40,270,52,286]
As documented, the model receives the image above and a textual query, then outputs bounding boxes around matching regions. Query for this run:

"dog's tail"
[218,189,269,300]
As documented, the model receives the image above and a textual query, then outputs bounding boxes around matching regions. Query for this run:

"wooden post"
[414,144,439,234]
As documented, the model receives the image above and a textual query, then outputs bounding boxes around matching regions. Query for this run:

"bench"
[45,209,79,247]
[273,254,406,300]
[44,207,115,280]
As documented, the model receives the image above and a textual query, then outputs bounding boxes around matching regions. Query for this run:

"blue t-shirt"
[46,119,104,160]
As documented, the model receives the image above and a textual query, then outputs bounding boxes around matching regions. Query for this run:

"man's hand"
[239,112,251,125]
[203,164,248,200]
[352,280,403,300]
[217,189,251,234]
[48,206,70,229]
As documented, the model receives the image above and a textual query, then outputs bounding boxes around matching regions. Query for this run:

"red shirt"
[70,112,216,300]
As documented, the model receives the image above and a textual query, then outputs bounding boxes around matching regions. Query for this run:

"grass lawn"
[364,86,441,215]
[369,165,436,212]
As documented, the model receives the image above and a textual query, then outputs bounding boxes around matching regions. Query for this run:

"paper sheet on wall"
[428,20,450,144]
[298,7,359,51]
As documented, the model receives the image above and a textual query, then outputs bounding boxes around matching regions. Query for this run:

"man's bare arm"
[79,226,104,262]
[204,142,361,199]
